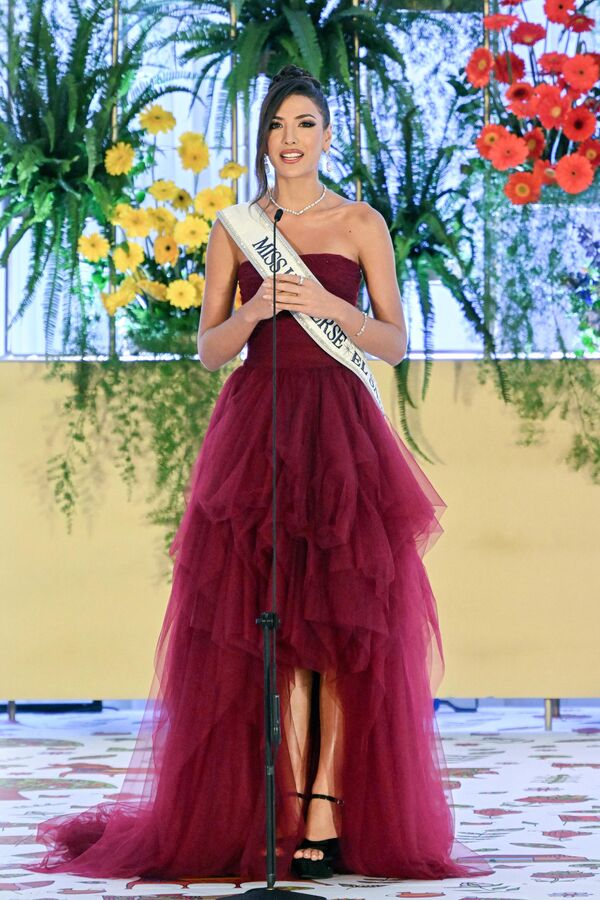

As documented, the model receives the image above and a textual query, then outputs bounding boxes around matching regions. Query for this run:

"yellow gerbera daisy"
[147,207,177,234]
[148,179,178,202]
[166,279,197,309]
[188,272,205,304]
[173,215,210,249]
[179,131,206,146]
[137,278,168,301]
[179,140,210,173]
[218,161,248,180]
[170,188,193,211]
[194,185,235,218]
[120,277,138,302]
[111,202,136,229]
[101,291,122,317]
[154,235,180,266]
[78,232,110,262]
[139,104,176,135]
[113,242,145,272]
[101,278,137,316]
[105,142,135,176]
[121,208,151,239]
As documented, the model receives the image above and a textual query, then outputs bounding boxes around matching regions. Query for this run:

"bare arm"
[332,203,407,366]
[197,219,258,371]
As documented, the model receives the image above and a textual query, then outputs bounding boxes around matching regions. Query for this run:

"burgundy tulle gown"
[25,253,493,881]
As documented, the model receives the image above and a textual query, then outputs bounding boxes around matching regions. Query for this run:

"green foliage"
[0,0,177,352]
[155,0,419,145]
[346,82,508,460]
[471,171,600,484]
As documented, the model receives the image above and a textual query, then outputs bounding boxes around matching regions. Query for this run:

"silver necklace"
[267,183,327,216]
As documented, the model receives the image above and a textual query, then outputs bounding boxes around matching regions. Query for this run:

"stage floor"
[1,700,599,899]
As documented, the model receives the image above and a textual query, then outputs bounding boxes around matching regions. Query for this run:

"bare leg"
[294,670,344,861]
[287,667,313,795]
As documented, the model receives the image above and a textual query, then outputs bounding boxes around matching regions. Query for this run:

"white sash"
[217,201,384,413]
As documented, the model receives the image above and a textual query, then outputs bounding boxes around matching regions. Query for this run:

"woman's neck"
[270,175,324,210]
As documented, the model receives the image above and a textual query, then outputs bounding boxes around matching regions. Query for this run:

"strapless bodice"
[237,253,362,368]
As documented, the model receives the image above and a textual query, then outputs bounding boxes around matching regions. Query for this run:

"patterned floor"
[1,700,599,899]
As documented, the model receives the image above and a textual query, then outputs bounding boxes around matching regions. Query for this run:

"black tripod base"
[224,889,326,900]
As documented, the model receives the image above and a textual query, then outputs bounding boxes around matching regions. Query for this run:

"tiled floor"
[1,700,599,899]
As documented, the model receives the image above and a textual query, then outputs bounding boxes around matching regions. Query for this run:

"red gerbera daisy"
[535,83,558,100]
[494,51,526,84]
[489,132,530,170]
[563,105,597,142]
[536,87,571,129]
[539,52,568,74]
[557,77,584,104]
[522,127,545,159]
[533,159,557,185]
[562,54,600,93]
[544,0,575,25]
[577,139,600,167]
[511,22,547,46]
[567,13,595,33]
[484,13,520,29]
[504,171,541,204]
[466,47,495,87]
[554,153,594,193]
[500,0,524,6]
[475,124,511,160]
[506,81,538,117]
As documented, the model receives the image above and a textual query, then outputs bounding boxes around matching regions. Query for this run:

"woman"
[25,65,493,883]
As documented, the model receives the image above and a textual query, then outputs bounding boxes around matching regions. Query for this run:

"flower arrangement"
[465,0,600,204]
[0,0,177,350]
[78,104,247,354]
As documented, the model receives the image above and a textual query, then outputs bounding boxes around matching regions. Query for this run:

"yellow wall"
[1,359,598,699]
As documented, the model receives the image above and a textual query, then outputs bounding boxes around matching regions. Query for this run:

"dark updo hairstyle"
[251,65,331,207]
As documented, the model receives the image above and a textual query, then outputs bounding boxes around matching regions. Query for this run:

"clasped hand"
[253,273,338,321]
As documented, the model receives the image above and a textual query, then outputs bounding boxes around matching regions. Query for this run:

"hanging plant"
[470,167,600,483]
[44,356,233,575]
[463,0,600,204]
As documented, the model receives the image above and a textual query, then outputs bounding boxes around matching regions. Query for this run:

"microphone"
[272,208,284,321]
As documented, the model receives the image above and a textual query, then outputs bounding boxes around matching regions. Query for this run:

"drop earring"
[264,153,271,176]
[324,148,332,175]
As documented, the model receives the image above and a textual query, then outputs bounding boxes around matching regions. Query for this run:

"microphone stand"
[237,209,325,900]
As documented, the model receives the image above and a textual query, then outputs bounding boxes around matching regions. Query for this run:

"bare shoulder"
[346,200,387,230]
[338,200,392,266]
[207,216,236,260]
[337,198,389,239]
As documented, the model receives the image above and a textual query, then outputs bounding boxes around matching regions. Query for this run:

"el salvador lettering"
[351,349,370,378]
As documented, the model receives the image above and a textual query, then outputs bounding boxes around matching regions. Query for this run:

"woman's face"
[266,93,331,178]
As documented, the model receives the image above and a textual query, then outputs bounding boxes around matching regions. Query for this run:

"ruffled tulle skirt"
[25,361,493,881]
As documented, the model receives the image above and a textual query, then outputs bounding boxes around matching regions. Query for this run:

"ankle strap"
[310,792,345,805]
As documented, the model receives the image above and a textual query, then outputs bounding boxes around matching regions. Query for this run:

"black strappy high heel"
[290,792,344,879]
